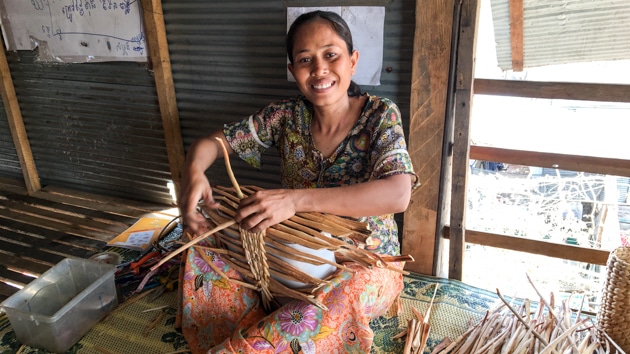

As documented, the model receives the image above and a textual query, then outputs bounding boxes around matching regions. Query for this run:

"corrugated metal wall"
[5,51,174,204]
[490,0,630,71]
[2,0,414,205]
[163,0,415,189]
[0,100,22,179]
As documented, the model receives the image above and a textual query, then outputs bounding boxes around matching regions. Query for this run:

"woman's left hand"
[235,189,297,233]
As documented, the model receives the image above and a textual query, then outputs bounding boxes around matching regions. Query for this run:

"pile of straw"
[395,284,440,354]
[434,275,624,354]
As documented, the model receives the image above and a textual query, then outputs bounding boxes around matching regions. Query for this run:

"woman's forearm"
[235,174,413,232]
[293,174,413,217]
[184,130,231,176]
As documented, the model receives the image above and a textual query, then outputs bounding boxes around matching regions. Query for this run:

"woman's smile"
[287,19,358,107]
[312,80,335,90]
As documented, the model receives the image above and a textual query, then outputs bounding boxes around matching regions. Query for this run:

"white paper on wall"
[0,0,147,63]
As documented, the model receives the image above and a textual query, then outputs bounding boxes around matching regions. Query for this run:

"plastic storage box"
[0,258,118,353]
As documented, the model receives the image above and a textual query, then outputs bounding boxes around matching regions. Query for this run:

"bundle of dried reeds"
[152,138,412,310]
[436,275,625,354]
[394,284,440,354]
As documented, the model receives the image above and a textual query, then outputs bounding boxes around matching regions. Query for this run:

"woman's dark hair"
[286,10,362,97]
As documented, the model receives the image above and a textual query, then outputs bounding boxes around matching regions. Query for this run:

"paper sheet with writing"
[107,217,173,251]
[116,230,154,248]
[0,0,147,63]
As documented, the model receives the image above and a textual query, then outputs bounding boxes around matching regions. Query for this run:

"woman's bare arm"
[236,173,414,233]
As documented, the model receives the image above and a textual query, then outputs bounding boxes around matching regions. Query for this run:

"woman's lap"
[181,245,403,354]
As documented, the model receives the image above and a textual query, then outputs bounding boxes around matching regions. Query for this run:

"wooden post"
[403,0,456,275]
[140,0,186,200]
[509,0,524,71]
[448,0,480,280]
[0,44,41,194]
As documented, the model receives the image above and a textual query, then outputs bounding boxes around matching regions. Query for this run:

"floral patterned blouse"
[223,93,419,256]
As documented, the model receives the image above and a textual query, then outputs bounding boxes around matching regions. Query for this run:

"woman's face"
[288,19,358,108]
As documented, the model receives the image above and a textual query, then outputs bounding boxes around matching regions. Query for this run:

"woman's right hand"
[178,130,230,236]
[179,169,220,236]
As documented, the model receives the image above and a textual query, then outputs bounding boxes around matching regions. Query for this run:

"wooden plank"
[0,253,51,277]
[0,45,40,194]
[6,221,106,252]
[0,197,128,237]
[470,145,630,178]
[433,1,462,278]
[0,225,99,264]
[448,0,480,281]
[1,213,74,241]
[474,78,630,103]
[0,177,25,194]
[0,202,119,242]
[403,0,456,275]
[0,265,37,290]
[38,184,178,218]
[39,186,178,214]
[140,0,186,199]
[509,0,524,71]
[3,192,136,226]
[39,240,101,259]
[0,282,20,301]
[443,227,610,265]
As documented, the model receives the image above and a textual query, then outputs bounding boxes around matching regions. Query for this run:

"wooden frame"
[442,0,630,279]
[470,146,630,179]
[402,0,456,275]
[140,0,186,198]
[474,78,630,103]
[443,227,610,265]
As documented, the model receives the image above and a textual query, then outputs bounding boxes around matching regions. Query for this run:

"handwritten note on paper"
[0,0,146,63]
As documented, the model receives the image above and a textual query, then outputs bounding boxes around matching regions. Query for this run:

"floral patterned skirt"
[180,241,404,354]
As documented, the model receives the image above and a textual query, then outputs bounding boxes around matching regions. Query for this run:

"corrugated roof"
[490,0,630,70]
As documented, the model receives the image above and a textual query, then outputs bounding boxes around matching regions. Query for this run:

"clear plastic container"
[0,258,118,353]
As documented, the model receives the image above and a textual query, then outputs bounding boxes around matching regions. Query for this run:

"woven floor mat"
[370,273,500,353]
[0,273,499,354]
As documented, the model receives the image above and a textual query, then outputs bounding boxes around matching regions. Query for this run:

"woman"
[179,10,419,353]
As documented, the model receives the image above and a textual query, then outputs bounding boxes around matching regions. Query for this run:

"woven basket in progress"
[199,184,406,310]
[597,246,630,352]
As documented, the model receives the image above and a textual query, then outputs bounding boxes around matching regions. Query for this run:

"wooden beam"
[474,78,630,103]
[444,227,610,265]
[433,1,462,278]
[140,0,185,199]
[0,45,40,194]
[448,0,480,281]
[470,145,630,178]
[509,0,524,71]
[403,0,455,275]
